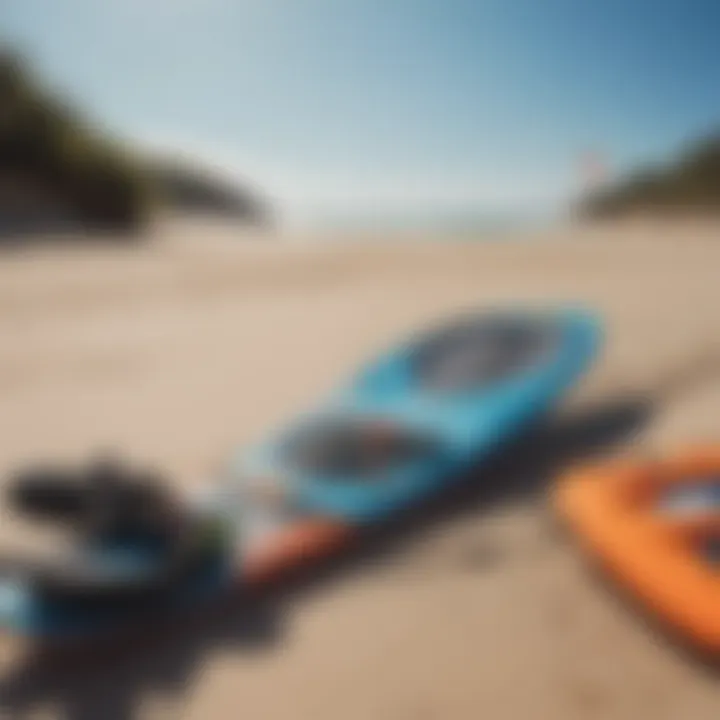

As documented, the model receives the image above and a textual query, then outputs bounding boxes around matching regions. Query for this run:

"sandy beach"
[0,219,718,719]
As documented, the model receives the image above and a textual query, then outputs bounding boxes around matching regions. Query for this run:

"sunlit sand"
[0,218,717,718]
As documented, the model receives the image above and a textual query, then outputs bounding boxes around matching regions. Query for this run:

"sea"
[289,206,564,242]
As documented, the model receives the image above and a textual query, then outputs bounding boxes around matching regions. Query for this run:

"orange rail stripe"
[243,519,354,586]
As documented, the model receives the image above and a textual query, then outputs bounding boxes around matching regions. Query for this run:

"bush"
[0,51,154,232]
[582,133,720,218]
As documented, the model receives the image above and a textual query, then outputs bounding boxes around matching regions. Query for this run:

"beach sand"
[0,218,717,718]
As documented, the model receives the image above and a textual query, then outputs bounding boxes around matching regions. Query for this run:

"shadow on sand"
[0,393,652,720]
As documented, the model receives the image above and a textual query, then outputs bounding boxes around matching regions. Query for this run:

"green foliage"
[582,134,720,218]
[0,50,153,231]
[0,49,269,234]
[148,157,269,223]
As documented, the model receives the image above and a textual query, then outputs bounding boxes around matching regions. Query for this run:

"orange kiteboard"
[554,447,720,656]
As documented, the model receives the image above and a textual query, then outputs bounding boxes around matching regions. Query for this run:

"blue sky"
[3,0,720,223]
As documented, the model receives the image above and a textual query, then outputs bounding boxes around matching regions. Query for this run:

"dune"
[0,218,717,718]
